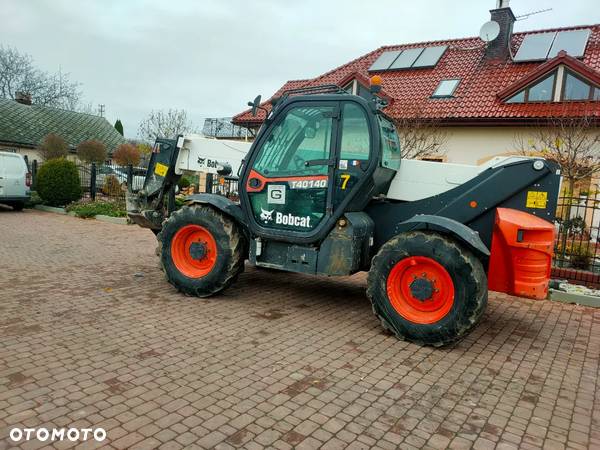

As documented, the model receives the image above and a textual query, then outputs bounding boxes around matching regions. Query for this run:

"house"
[232,2,600,166]
[0,94,126,164]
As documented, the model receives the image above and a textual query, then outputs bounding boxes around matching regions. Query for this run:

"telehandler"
[127,80,560,346]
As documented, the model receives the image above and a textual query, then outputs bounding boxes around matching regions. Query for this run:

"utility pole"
[98,104,105,117]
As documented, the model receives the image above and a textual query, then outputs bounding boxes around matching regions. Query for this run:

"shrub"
[178,176,191,189]
[77,140,107,163]
[112,143,141,166]
[66,200,126,218]
[24,191,43,208]
[102,174,122,196]
[39,134,68,161]
[569,243,594,270]
[36,159,82,206]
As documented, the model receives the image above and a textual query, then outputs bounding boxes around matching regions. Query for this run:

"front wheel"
[367,231,487,347]
[158,204,246,297]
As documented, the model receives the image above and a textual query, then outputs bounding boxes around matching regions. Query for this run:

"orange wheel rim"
[386,256,454,324]
[170,225,217,278]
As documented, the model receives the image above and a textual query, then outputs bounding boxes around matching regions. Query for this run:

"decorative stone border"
[33,205,128,225]
[549,289,600,308]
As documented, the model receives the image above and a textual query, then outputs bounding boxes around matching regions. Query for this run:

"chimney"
[485,0,516,60]
[15,91,32,105]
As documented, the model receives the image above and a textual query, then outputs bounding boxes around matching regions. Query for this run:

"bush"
[569,243,594,270]
[102,174,122,196]
[24,191,43,208]
[77,140,107,163]
[66,200,126,218]
[36,159,82,206]
[557,240,595,270]
[112,143,141,166]
[39,134,68,161]
[178,176,191,189]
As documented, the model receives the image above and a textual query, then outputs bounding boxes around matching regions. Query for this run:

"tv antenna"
[98,104,105,117]
[516,8,552,21]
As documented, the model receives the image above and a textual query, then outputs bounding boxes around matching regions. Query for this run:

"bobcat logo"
[197,157,206,166]
[260,208,274,222]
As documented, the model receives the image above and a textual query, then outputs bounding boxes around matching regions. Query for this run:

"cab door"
[332,102,372,210]
[242,102,338,240]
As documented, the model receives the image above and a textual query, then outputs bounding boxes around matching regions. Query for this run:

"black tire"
[367,231,487,347]
[158,204,246,297]
[11,202,24,211]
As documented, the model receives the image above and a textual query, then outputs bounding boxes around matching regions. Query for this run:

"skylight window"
[431,79,460,98]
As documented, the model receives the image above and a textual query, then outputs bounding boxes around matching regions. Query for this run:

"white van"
[0,151,31,211]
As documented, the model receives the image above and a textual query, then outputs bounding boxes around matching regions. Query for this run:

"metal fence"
[31,160,146,203]
[206,174,239,200]
[553,195,600,283]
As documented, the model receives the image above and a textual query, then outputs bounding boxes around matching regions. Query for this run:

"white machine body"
[385,156,534,201]
[175,134,252,176]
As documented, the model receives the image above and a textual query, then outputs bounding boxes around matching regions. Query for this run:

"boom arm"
[126,136,247,231]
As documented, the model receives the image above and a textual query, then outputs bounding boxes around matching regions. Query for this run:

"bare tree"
[138,109,196,142]
[0,46,81,109]
[113,143,141,166]
[77,140,107,164]
[39,134,68,161]
[393,108,448,159]
[515,111,600,196]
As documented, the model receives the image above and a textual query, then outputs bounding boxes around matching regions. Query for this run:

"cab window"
[340,103,370,162]
[253,106,334,177]
[379,116,401,170]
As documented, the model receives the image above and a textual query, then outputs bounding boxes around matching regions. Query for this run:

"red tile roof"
[232,24,600,127]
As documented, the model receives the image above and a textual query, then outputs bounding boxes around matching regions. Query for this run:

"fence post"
[127,164,133,192]
[90,163,96,201]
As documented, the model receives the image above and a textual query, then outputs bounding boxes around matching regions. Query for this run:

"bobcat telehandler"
[127,81,560,346]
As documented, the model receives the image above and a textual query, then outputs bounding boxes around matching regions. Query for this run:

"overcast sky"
[2,0,597,138]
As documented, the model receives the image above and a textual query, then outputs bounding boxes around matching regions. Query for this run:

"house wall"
[437,125,600,166]
[436,126,533,165]
[1,145,79,165]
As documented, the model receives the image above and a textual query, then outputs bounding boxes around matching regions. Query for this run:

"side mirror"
[217,163,232,176]
[247,95,262,117]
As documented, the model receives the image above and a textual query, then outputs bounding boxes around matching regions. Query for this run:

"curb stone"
[549,288,600,308]
[34,205,67,214]
[94,215,128,225]
[34,204,129,225]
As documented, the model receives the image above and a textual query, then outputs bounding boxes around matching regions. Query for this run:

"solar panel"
[513,32,556,62]
[389,48,424,69]
[369,50,401,71]
[547,29,591,59]
[413,46,448,68]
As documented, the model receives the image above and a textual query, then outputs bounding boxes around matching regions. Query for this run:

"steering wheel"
[293,154,306,169]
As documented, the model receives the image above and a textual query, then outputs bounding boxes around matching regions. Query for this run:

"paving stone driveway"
[1,209,599,450]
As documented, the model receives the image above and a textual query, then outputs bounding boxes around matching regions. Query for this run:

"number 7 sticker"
[340,174,351,190]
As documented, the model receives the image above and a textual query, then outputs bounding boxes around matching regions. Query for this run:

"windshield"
[253,106,333,177]
[378,115,401,170]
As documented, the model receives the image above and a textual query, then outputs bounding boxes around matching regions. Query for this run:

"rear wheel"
[158,204,246,297]
[11,202,24,211]
[367,231,487,346]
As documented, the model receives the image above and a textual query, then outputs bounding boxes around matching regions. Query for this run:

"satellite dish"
[479,21,500,42]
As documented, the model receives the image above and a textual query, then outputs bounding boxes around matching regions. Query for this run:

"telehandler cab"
[127,82,560,346]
